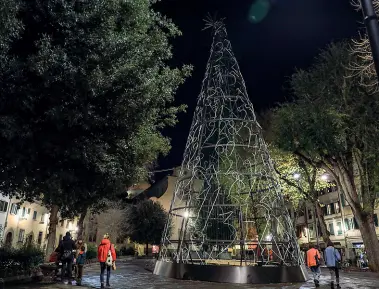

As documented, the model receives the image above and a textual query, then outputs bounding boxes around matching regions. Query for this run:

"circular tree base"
[153,260,308,284]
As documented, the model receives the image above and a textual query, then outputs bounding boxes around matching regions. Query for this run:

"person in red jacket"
[307,244,321,288]
[98,233,116,288]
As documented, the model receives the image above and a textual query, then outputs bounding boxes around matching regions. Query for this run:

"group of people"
[50,232,117,288]
[307,241,341,289]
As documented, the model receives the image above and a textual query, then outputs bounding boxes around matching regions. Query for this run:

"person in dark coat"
[59,232,76,284]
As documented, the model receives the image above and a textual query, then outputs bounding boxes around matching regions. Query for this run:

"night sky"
[155,0,361,177]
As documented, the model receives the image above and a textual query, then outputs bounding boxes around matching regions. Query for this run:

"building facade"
[0,194,10,242]
[294,186,379,262]
[0,194,80,251]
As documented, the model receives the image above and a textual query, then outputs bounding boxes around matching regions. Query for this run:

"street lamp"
[293,173,301,180]
[321,174,329,181]
[361,0,379,82]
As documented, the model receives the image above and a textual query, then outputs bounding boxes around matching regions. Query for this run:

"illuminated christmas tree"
[155,18,306,284]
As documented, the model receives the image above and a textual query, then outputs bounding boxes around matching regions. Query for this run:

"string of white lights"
[159,18,302,267]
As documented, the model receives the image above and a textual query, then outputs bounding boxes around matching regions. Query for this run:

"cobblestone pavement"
[8,262,379,289]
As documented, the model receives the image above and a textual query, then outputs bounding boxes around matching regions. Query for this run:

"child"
[76,245,86,286]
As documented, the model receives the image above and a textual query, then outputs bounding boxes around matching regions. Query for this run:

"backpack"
[61,250,72,261]
[106,244,113,266]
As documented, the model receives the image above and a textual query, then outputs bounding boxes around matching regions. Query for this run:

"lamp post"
[361,0,379,81]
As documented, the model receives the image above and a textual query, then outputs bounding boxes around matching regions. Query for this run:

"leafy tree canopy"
[271,41,379,206]
[271,41,379,270]
[0,0,192,215]
[270,146,330,209]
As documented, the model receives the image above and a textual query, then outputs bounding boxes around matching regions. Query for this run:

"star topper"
[203,12,226,31]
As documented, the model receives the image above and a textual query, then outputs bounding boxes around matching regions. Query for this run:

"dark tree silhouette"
[123,200,171,255]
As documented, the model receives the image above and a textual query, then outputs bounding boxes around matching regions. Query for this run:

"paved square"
[8,262,379,289]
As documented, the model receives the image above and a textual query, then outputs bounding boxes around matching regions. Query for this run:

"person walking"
[76,245,87,286]
[306,244,321,288]
[98,233,116,288]
[59,232,76,284]
[324,241,341,289]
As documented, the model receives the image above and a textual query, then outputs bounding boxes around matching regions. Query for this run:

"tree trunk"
[146,242,149,256]
[315,202,331,244]
[352,208,379,271]
[77,208,88,240]
[334,162,379,272]
[45,205,59,261]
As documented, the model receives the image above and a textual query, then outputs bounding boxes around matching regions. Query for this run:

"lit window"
[335,202,340,214]
[337,222,342,235]
[10,203,19,215]
[0,200,8,213]
[326,204,330,215]
[329,223,335,235]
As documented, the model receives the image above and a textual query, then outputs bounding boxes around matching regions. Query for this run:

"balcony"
[318,190,339,205]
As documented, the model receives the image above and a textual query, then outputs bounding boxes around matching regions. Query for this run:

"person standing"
[59,232,76,284]
[98,233,116,288]
[324,241,341,289]
[76,245,87,286]
[306,244,321,288]
[75,238,87,279]
[76,238,88,254]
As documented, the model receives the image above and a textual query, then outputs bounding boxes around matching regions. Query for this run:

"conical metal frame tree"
[155,19,307,284]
